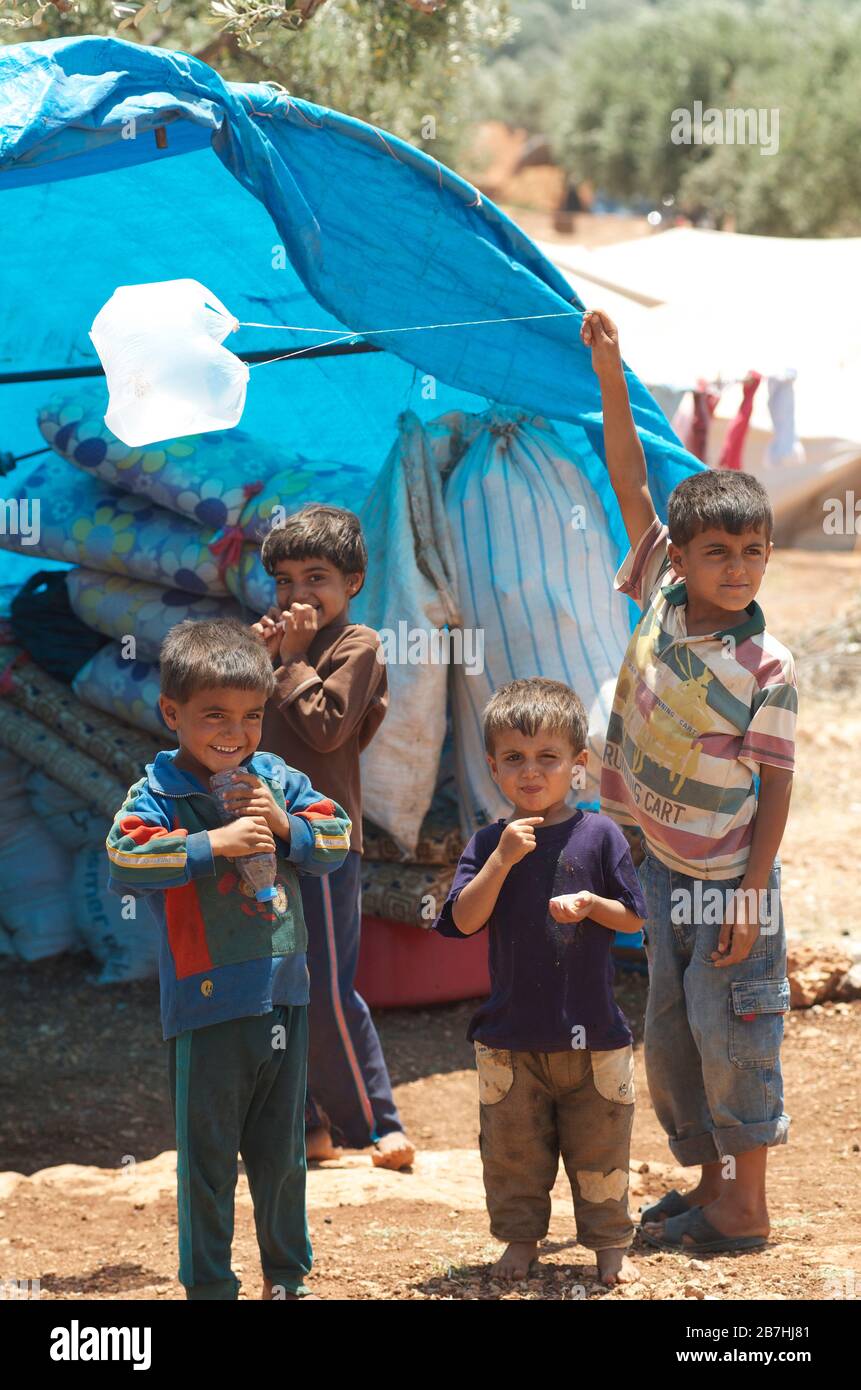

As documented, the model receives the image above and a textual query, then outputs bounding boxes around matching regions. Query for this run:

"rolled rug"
[0,702,129,818]
[2,647,169,784]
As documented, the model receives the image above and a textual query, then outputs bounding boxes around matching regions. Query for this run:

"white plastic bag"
[89,279,249,447]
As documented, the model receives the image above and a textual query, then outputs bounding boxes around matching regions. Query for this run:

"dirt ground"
[1,548,860,1302]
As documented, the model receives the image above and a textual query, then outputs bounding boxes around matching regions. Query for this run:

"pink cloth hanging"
[718,371,762,471]
[685,380,721,461]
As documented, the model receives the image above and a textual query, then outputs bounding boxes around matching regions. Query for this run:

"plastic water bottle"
[209,770,278,903]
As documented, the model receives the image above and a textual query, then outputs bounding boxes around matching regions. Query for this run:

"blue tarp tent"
[0,35,698,593]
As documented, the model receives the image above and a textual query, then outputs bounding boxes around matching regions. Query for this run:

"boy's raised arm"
[582,309,658,549]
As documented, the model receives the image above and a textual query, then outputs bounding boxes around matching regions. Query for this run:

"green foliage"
[0,0,515,168]
[220,0,516,165]
[481,0,861,236]
[3,0,860,234]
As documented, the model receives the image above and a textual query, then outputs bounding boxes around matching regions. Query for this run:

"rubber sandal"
[639,1189,695,1225]
[640,1206,768,1254]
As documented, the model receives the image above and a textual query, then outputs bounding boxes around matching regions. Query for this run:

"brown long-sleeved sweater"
[260,622,388,854]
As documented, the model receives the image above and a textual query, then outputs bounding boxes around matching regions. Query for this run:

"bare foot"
[597,1248,637,1286]
[490,1241,538,1280]
[305,1125,343,1162]
[261,1276,322,1300]
[371,1129,416,1171]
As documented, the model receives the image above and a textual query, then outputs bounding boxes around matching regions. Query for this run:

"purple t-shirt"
[434,810,647,1052]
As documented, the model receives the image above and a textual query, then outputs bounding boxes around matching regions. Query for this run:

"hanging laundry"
[671,391,693,440]
[718,371,762,471]
[648,384,687,428]
[765,371,806,467]
[685,379,721,462]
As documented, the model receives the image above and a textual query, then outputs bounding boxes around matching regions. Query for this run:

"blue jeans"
[638,853,790,1166]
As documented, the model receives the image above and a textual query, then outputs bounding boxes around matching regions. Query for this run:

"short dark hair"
[160,618,276,703]
[483,678,588,756]
[260,503,368,588]
[668,470,773,545]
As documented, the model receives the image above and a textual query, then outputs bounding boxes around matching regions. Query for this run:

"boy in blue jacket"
[106,618,351,1301]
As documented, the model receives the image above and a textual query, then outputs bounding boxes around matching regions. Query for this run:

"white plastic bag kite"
[89,279,249,447]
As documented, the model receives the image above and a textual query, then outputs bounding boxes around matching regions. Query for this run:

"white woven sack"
[444,407,630,832]
[353,412,460,855]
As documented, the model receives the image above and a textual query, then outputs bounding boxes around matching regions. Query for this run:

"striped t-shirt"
[599,516,797,880]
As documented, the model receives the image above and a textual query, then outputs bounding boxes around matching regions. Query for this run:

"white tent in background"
[540,229,861,545]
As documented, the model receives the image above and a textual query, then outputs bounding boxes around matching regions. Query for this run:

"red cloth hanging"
[685,380,721,461]
[718,372,762,471]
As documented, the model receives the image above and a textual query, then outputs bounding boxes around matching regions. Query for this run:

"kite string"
[237,308,582,370]
[244,331,377,369]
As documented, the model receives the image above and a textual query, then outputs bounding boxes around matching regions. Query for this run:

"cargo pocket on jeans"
[590,1045,635,1105]
[474,1042,514,1105]
[729,978,789,1069]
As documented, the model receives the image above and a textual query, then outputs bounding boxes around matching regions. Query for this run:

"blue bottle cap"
[255,885,278,902]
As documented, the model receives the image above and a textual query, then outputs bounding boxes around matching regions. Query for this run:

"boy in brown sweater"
[249,504,415,1171]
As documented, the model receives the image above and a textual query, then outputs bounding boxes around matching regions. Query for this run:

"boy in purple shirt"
[433,677,647,1286]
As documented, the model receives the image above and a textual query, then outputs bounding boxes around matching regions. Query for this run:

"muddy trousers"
[301,851,402,1148]
[167,1005,311,1301]
[474,1042,636,1250]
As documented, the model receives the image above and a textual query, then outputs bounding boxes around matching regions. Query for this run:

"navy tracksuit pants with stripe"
[301,850,402,1148]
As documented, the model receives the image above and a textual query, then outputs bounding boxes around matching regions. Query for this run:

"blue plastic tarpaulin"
[0,35,700,591]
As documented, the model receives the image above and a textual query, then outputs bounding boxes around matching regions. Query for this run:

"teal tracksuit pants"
[168,1004,311,1300]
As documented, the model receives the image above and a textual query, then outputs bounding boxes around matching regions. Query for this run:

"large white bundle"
[444,408,630,831]
[352,412,460,855]
[0,750,78,960]
[26,770,111,852]
[72,847,159,984]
